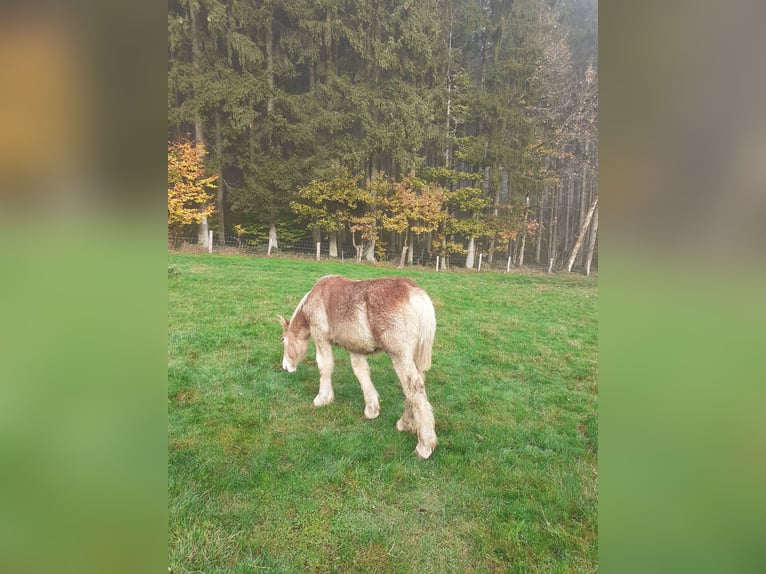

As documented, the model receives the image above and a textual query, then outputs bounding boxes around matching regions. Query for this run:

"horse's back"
[303,276,434,362]
[306,275,378,353]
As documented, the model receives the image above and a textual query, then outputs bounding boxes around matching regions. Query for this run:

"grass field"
[168,254,598,573]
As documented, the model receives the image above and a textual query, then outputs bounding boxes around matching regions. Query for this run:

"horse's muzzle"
[282,358,296,373]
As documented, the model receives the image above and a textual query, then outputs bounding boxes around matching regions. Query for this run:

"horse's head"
[278,315,309,373]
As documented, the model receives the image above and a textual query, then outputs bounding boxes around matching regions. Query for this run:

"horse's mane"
[291,275,340,324]
[289,290,311,331]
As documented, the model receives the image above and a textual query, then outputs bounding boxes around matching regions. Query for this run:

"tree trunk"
[569,176,578,256]
[265,17,275,116]
[323,7,332,79]
[465,237,476,269]
[488,165,498,264]
[518,194,530,267]
[564,175,572,259]
[487,238,495,265]
[197,217,209,250]
[214,109,225,242]
[189,2,204,149]
[268,224,278,255]
[549,181,559,268]
[352,232,363,262]
[576,157,589,268]
[365,172,377,261]
[566,197,598,272]
[534,233,542,264]
[397,245,408,269]
[365,240,376,262]
[189,2,208,249]
[479,8,488,91]
[535,185,545,264]
[329,232,338,258]
[445,20,454,169]
[215,181,225,244]
[584,205,599,275]
[308,60,315,94]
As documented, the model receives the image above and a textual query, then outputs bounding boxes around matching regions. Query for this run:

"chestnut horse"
[278,275,438,459]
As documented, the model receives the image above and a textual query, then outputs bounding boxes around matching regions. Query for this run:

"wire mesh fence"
[167,230,591,275]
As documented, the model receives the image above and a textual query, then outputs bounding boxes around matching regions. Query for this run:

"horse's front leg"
[350,352,380,419]
[313,341,335,407]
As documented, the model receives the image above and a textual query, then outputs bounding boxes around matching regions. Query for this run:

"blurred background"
[0,0,763,573]
[0,0,164,213]
[0,2,166,574]
[601,1,766,572]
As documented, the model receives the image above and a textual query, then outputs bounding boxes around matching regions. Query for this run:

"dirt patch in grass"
[171,389,198,405]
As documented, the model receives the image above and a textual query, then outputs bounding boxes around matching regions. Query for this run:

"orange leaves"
[381,173,446,237]
[167,139,217,229]
[526,218,543,237]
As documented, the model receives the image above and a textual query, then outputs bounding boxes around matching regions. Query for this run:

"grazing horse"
[278,275,438,459]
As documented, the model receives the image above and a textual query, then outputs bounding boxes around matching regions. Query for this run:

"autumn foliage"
[290,164,366,233]
[168,139,217,236]
[382,173,446,239]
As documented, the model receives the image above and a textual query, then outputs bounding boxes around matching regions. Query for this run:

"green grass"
[168,254,598,573]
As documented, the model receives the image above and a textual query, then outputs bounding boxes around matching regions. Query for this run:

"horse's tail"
[412,291,436,373]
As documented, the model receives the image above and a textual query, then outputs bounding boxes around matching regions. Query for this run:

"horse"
[278,275,438,459]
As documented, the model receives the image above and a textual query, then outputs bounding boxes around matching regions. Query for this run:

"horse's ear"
[277,315,289,330]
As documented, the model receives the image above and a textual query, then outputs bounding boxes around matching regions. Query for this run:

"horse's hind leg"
[395,366,427,432]
[313,341,335,407]
[350,353,380,419]
[396,400,415,433]
[392,357,437,459]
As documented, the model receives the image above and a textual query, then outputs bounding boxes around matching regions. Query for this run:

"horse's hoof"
[415,444,434,459]
[313,393,334,407]
[364,404,380,419]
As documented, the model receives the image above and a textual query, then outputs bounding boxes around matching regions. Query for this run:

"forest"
[168,0,597,272]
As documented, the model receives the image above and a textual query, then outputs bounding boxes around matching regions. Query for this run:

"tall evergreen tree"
[168,0,597,269]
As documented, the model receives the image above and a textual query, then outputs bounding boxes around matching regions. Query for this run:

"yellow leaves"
[291,164,365,231]
[446,185,489,212]
[445,241,466,255]
[167,139,217,229]
[287,165,522,250]
[381,174,446,236]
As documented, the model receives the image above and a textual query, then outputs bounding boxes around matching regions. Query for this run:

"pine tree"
[167,0,596,267]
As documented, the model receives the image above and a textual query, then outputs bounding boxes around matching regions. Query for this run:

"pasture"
[168,254,598,573]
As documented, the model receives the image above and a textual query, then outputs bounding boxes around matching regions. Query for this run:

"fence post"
[316,241,321,261]
[436,255,439,271]
[477,253,483,272]
[547,258,554,274]
[506,256,511,273]
[208,230,213,253]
